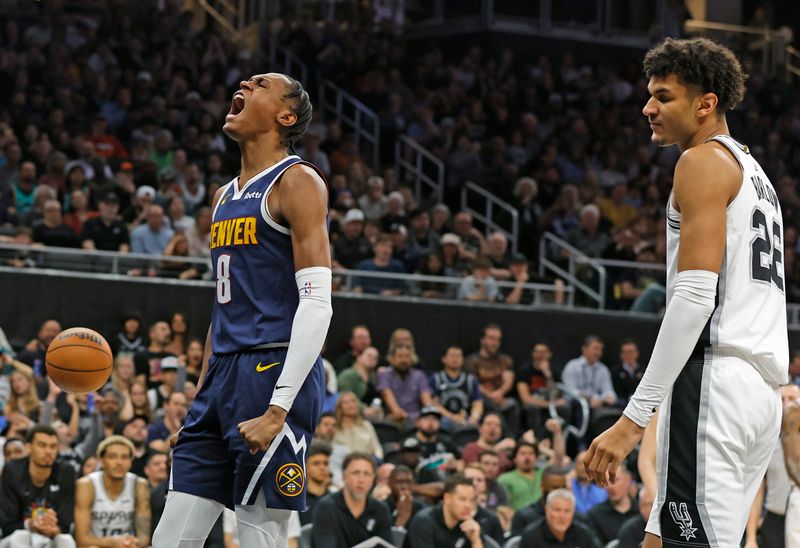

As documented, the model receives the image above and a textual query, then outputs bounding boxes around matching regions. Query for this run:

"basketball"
[46,327,113,393]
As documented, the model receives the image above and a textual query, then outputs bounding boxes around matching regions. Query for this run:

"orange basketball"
[46,327,113,393]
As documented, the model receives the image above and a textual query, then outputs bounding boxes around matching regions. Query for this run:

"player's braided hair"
[280,76,313,152]
[643,37,747,113]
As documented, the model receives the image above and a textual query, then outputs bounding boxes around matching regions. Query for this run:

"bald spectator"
[452,211,485,261]
[131,204,174,255]
[485,231,511,280]
[32,200,80,248]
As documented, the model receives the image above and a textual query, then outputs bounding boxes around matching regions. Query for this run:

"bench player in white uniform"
[585,37,788,548]
[74,436,151,548]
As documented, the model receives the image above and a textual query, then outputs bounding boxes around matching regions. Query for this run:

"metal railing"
[787,45,800,79]
[197,0,270,41]
[395,135,445,206]
[317,79,380,169]
[266,39,309,85]
[538,232,607,309]
[0,243,569,306]
[460,182,519,255]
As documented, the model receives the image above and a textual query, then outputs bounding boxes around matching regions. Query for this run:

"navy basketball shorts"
[170,347,325,510]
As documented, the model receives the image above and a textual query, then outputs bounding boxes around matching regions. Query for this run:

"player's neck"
[238,138,290,189]
[103,474,125,498]
[679,117,730,152]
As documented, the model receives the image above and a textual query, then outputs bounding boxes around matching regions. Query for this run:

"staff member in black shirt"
[80,192,130,252]
[0,424,77,547]
[311,451,392,548]
[405,475,490,548]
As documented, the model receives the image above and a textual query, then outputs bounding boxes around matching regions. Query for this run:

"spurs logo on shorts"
[669,502,698,541]
[276,463,304,497]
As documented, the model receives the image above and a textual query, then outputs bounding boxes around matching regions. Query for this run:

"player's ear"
[276,109,297,129]
[696,92,719,119]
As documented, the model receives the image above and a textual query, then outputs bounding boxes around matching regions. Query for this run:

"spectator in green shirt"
[497,441,542,511]
[337,346,379,405]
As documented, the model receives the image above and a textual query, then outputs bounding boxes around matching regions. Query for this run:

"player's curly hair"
[280,76,313,151]
[643,37,747,113]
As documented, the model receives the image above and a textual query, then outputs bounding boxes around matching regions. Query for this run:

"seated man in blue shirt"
[354,235,407,295]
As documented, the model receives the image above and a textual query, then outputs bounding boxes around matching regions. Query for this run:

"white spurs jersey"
[88,471,136,538]
[665,134,788,387]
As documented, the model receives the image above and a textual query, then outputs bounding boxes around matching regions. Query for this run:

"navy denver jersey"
[209,155,320,353]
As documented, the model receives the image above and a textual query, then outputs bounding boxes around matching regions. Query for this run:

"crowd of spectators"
[3,316,798,547]
[3,3,800,310]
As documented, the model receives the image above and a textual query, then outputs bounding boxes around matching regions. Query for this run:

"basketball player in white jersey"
[584,37,788,548]
[74,436,150,547]
[782,388,800,548]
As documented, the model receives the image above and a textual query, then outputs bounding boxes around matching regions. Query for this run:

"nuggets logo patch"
[276,463,304,497]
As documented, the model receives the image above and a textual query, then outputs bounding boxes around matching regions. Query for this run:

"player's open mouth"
[229,92,246,117]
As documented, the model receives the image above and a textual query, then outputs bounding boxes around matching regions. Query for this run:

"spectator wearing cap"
[131,204,175,255]
[410,406,462,483]
[146,391,186,452]
[85,113,129,160]
[377,345,433,425]
[81,192,130,252]
[332,209,372,269]
[130,185,156,226]
[357,175,388,221]
[502,253,535,305]
[155,166,180,207]
[146,355,180,415]
[32,199,80,248]
[457,257,499,302]
[353,235,407,295]
[439,233,471,278]
[407,207,440,259]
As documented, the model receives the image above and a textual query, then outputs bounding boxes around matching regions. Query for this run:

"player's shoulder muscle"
[674,142,741,210]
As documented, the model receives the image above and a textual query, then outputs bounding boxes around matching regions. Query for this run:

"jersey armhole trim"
[211,181,234,221]
[706,136,745,210]
[260,165,297,236]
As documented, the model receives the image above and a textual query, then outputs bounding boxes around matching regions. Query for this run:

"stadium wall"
[3,270,797,369]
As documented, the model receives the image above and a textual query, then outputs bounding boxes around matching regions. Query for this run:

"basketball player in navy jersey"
[152,73,332,547]
[584,38,788,547]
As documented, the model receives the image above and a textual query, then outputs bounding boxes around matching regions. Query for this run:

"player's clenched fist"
[584,415,644,487]
[238,405,289,455]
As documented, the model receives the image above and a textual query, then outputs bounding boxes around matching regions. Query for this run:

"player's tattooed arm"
[135,478,152,547]
[782,404,800,488]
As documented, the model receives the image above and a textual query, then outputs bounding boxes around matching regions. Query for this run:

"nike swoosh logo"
[256,361,280,372]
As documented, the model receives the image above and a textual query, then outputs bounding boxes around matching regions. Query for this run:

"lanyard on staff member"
[581,360,599,396]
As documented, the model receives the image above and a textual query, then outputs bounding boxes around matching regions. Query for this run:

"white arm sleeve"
[269,266,333,412]
[623,269,718,427]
